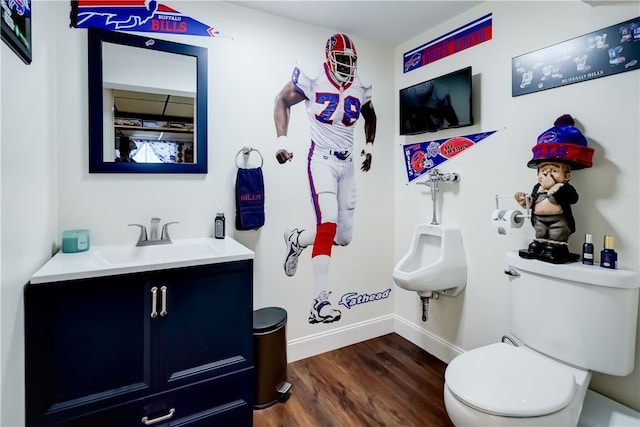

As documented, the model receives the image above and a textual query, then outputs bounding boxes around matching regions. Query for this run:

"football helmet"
[325,33,357,84]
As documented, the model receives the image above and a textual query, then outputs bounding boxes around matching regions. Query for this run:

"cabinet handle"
[141,408,175,425]
[150,287,158,318]
[160,286,167,317]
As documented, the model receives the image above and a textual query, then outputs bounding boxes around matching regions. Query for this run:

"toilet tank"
[505,251,639,376]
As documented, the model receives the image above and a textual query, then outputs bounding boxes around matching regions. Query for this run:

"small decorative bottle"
[214,208,225,239]
[600,235,617,269]
[582,234,594,265]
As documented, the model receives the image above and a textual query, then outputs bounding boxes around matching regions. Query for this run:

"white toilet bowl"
[392,224,466,297]
[444,343,591,426]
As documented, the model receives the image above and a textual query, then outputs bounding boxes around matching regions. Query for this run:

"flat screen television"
[399,66,473,135]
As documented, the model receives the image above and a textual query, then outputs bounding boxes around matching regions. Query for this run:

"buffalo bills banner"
[512,17,640,97]
[403,130,498,183]
[403,13,492,74]
[70,1,221,37]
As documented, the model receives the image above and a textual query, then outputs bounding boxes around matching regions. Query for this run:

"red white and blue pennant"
[70,1,221,37]
[402,130,498,183]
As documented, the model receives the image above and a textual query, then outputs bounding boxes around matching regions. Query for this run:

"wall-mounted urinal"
[393,224,467,298]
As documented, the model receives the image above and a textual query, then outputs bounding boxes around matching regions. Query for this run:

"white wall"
[1,1,639,425]
[394,1,640,412]
[1,1,58,426]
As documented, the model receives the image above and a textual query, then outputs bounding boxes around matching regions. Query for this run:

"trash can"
[253,307,291,409]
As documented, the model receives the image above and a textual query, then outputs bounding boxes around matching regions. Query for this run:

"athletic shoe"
[284,228,304,277]
[308,291,342,324]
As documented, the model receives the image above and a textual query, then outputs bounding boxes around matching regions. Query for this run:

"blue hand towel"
[235,167,265,230]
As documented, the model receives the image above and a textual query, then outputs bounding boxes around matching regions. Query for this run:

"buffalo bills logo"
[537,131,558,144]
[76,0,158,30]
[404,53,421,72]
[327,36,337,52]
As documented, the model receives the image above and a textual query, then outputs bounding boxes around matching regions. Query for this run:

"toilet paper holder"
[494,194,531,220]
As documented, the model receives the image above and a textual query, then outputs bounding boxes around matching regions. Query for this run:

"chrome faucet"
[149,217,161,241]
[129,219,179,246]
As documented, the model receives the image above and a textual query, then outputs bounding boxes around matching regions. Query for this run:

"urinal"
[393,224,467,298]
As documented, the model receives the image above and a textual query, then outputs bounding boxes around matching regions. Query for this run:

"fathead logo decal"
[338,289,391,310]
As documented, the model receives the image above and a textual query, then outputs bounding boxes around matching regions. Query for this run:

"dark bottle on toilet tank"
[582,233,594,265]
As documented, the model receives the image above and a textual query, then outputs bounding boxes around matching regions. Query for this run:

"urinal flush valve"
[421,169,461,225]
[420,293,439,322]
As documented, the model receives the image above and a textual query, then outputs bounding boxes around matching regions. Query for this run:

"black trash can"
[253,307,291,409]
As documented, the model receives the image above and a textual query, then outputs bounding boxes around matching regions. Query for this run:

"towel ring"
[235,147,264,169]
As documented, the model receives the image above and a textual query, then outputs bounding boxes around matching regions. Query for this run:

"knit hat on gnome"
[527,114,594,170]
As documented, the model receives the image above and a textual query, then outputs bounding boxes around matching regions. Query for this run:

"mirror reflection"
[103,43,196,164]
[111,91,195,164]
[88,28,208,173]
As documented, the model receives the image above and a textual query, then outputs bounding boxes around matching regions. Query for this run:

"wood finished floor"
[253,333,454,427]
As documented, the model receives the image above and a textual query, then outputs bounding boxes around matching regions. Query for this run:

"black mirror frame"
[88,28,208,173]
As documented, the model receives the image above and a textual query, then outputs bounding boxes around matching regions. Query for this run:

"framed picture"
[1,0,32,64]
[512,17,639,97]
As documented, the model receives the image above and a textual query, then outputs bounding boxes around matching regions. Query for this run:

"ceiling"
[113,90,194,142]
[226,1,484,44]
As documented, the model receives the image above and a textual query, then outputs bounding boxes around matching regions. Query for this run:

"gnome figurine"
[514,114,594,264]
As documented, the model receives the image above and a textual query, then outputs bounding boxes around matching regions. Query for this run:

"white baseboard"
[286,314,395,362]
[393,315,464,364]
[285,314,463,364]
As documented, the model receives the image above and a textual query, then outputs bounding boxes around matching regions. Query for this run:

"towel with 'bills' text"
[235,167,265,230]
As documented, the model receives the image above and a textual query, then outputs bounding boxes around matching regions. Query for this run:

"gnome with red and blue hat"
[514,114,594,263]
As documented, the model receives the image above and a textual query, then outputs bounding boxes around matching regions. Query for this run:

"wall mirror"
[88,28,208,173]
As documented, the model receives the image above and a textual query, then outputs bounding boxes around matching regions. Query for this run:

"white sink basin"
[95,239,221,265]
[31,237,254,284]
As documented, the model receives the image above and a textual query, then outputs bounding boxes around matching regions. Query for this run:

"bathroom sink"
[30,237,254,284]
[95,239,220,265]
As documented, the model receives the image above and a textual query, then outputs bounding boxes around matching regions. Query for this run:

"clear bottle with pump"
[214,208,225,239]
[600,235,617,269]
[582,233,594,265]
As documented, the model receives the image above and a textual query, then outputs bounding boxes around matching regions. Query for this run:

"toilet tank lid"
[445,343,577,417]
[506,251,639,289]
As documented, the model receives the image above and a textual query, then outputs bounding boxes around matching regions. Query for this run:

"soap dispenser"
[214,208,225,239]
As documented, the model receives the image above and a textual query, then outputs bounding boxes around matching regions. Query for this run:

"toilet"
[393,224,466,297]
[444,251,639,426]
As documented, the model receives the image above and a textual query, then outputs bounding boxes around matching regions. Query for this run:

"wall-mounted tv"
[399,66,473,135]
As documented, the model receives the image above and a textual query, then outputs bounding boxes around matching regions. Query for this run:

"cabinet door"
[156,261,253,390]
[25,275,153,426]
[60,368,254,427]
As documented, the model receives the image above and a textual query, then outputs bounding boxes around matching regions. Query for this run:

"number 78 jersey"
[292,63,372,153]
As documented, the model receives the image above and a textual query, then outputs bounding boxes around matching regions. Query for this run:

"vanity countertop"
[31,237,254,284]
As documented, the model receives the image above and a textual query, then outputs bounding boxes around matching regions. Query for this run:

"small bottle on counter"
[214,208,226,239]
[582,233,594,265]
[600,235,617,269]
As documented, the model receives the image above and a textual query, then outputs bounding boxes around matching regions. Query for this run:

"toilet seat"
[445,343,577,417]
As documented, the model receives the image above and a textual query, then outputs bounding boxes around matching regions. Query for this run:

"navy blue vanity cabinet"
[25,260,254,427]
